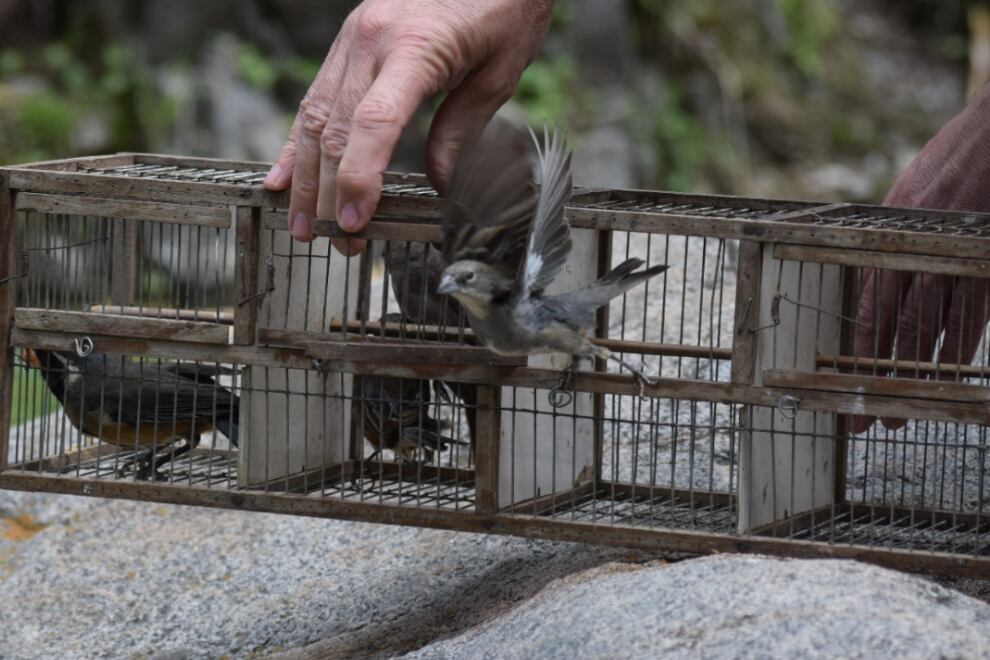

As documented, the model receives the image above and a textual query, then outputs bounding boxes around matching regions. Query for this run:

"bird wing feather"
[517,125,573,298]
[440,121,537,279]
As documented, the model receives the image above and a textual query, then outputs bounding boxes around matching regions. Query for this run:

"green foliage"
[0,39,176,164]
[14,92,75,161]
[651,86,709,191]
[239,44,279,90]
[514,54,590,125]
[775,0,837,77]
[284,56,322,86]
[10,366,60,427]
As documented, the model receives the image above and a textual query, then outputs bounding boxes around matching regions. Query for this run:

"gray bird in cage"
[436,123,668,403]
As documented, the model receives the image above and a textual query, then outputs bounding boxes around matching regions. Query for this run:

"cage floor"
[12,445,477,511]
[532,482,737,534]
[786,503,990,556]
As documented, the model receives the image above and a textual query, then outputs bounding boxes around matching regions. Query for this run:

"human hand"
[263,0,554,254]
[851,86,990,434]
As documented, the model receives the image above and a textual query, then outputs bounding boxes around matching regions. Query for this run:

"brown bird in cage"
[384,243,479,450]
[436,124,667,404]
[24,347,239,480]
[353,336,466,463]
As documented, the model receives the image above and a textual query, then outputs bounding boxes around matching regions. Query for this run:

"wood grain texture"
[773,242,990,278]
[233,206,261,345]
[16,192,231,227]
[473,385,501,515]
[730,240,763,385]
[14,309,230,344]
[2,471,989,577]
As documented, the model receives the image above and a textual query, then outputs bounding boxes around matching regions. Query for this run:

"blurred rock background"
[1,0,988,201]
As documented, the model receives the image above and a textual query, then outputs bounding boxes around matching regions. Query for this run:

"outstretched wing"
[441,121,537,279]
[517,125,573,298]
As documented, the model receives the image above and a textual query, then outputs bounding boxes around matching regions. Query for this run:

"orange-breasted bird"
[25,348,239,480]
[352,320,466,463]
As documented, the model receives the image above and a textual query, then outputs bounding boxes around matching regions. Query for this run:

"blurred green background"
[0,0,987,202]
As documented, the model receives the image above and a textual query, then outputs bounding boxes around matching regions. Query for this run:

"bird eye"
[465,272,475,282]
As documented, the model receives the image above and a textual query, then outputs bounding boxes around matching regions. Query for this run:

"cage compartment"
[9,191,249,349]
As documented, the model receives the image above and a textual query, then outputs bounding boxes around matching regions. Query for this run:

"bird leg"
[596,347,658,398]
[146,437,198,481]
[117,448,156,480]
[548,356,583,408]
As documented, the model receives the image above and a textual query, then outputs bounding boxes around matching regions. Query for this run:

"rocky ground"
[1,489,989,659]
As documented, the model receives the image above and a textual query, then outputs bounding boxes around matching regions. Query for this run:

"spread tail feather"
[596,258,668,291]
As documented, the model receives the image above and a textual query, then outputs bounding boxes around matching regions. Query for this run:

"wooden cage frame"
[2,153,990,578]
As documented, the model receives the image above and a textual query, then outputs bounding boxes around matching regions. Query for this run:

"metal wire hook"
[74,336,94,358]
[776,394,801,420]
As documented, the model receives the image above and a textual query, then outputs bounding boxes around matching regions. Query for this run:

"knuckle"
[298,98,330,137]
[337,168,381,193]
[291,176,319,200]
[354,97,401,133]
[320,124,349,162]
[353,6,387,45]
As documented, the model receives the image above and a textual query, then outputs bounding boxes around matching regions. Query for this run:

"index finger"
[333,56,439,237]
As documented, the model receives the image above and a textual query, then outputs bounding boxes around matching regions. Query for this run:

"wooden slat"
[16,192,232,227]
[817,354,990,380]
[13,326,990,426]
[0,180,15,471]
[2,471,989,577]
[473,385,501,515]
[325,320,732,361]
[87,305,234,323]
[564,208,990,260]
[773,243,990,278]
[262,209,443,241]
[763,369,990,403]
[262,201,990,261]
[6,169,280,208]
[730,239,763,384]
[110,217,139,306]
[5,154,136,172]
[14,309,230,344]
[304,340,528,367]
[233,206,261,345]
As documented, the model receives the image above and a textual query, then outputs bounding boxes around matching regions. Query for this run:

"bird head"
[437,261,509,308]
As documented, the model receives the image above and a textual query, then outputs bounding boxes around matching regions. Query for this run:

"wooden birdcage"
[2,153,989,577]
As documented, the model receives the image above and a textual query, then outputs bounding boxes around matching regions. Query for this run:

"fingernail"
[291,211,311,240]
[264,163,282,187]
[339,203,361,232]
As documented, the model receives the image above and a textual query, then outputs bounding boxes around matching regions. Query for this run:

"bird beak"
[437,274,457,295]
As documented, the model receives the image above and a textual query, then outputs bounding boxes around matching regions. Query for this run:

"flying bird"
[436,124,667,405]
[25,348,239,480]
